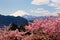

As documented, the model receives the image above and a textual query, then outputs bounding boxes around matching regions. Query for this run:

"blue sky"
[0,0,60,16]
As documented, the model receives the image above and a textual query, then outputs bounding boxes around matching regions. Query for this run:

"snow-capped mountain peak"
[9,10,29,17]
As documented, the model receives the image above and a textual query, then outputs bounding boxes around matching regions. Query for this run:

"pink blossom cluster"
[0,29,26,40]
[25,17,60,34]
[0,14,60,40]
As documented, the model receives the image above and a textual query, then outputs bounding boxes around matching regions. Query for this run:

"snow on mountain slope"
[9,10,29,17]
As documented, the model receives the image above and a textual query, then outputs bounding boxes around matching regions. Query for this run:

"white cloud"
[9,10,29,17]
[31,0,49,5]
[31,0,60,5]
[52,0,60,4]
[30,8,58,16]
[31,0,60,14]
[31,0,60,8]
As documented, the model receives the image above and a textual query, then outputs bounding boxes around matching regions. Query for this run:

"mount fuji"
[9,10,29,17]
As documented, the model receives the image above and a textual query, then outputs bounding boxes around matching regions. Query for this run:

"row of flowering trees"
[0,13,60,40]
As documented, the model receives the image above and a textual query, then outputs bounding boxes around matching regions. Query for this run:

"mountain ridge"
[0,14,28,27]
